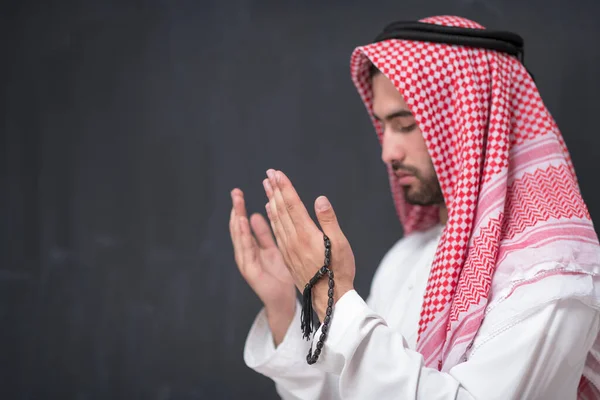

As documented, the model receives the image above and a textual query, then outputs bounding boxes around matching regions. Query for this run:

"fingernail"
[275,171,281,183]
[266,170,274,180]
[316,196,331,211]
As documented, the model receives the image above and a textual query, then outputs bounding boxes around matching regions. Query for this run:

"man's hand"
[262,169,356,321]
[229,189,296,346]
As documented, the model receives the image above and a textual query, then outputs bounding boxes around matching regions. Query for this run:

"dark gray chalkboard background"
[2,0,599,398]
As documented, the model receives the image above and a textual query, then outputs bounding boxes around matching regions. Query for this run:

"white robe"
[244,224,600,399]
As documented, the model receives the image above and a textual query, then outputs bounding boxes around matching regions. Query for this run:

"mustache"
[391,161,418,175]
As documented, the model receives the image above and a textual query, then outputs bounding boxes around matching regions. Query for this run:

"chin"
[403,187,439,207]
[402,177,444,206]
[402,187,423,204]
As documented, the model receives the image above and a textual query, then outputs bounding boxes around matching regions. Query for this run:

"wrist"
[265,297,295,319]
[313,279,353,322]
[265,298,296,347]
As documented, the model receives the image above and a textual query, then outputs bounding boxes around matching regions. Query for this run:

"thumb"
[314,196,342,237]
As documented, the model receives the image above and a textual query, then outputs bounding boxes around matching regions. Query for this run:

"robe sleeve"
[241,236,402,400]
[243,299,341,400]
[310,282,600,400]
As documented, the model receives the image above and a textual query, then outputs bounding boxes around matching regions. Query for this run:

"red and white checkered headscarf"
[350,15,600,396]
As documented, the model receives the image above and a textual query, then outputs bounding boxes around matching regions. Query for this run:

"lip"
[396,174,416,185]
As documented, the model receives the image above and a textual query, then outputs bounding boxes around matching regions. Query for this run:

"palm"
[243,217,295,304]
[257,244,295,286]
[230,189,295,307]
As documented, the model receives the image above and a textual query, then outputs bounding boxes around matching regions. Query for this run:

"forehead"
[371,73,409,115]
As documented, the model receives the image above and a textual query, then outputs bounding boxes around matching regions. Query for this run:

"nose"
[380,128,405,165]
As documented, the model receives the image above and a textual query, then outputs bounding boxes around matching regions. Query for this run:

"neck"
[439,205,448,225]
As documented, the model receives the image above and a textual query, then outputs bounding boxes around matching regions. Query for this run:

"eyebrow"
[372,109,413,122]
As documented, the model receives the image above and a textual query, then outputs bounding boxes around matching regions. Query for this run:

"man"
[229,15,600,399]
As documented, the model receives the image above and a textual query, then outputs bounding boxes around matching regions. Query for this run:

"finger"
[229,206,236,241]
[250,213,276,249]
[231,188,248,218]
[265,200,284,245]
[267,169,296,238]
[314,196,344,240]
[262,178,274,201]
[266,202,291,265]
[239,215,258,272]
[230,207,243,267]
[262,178,278,233]
[230,189,248,267]
[265,172,286,238]
[273,170,313,227]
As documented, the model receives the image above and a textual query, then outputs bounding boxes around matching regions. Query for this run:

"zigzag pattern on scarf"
[504,164,591,235]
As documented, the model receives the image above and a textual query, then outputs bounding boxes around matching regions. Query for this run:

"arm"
[242,230,407,399]
[244,300,341,400]
[229,187,334,398]
[310,281,599,399]
[243,272,388,399]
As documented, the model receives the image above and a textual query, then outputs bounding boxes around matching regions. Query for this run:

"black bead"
[304,233,337,366]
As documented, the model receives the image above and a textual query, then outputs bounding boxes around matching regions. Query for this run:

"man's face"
[371,72,444,206]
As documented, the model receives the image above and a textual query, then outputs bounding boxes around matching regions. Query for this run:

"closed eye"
[396,123,417,133]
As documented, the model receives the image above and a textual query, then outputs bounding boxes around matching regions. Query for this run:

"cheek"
[409,134,429,161]
[418,148,437,178]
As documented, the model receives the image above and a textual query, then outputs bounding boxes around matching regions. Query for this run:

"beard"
[402,175,444,206]
[392,161,444,206]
